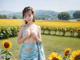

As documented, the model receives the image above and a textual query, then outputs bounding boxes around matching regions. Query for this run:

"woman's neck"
[25,22,34,27]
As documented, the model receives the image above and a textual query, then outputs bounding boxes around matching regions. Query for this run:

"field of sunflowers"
[0,35,80,60]
[0,19,80,60]
[0,19,80,39]
[48,48,80,60]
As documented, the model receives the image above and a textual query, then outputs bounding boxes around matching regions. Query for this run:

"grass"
[0,35,80,60]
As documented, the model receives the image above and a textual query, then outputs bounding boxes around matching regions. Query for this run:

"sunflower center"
[75,55,80,60]
[4,42,9,48]
[52,57,59,60]
[65,51,70,56]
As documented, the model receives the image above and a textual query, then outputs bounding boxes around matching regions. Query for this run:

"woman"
[18,6,45,60]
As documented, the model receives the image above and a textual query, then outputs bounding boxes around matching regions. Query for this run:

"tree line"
[0,10,80,20]
[58,11,80,20]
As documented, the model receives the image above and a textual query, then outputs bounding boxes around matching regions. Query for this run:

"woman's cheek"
[24,17,28,21]
[29,15,33,21]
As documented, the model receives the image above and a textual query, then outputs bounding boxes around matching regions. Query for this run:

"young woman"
[18,6,45,60]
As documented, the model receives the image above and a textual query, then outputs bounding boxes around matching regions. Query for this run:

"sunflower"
[64,48,72,56]
[70,50,80,60]
[2,40,12,51]
[48,52,63,60]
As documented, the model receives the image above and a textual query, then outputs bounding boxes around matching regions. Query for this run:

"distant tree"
[12,16,17,19]
[0,15,7,19]
[73,11,80,19]
[58,12,70,20]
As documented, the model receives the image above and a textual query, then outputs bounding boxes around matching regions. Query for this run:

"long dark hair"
[22,6,35,24]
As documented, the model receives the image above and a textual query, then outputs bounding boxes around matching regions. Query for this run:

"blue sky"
[0,0,80,12]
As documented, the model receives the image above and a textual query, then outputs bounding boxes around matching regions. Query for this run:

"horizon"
[0,9,79,13]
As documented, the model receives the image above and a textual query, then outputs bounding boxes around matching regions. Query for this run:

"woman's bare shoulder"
[36,25,41,29]
[33,24,40,28]
[19,24,25,31]
[21,24,25,27]
[30,24,40,30]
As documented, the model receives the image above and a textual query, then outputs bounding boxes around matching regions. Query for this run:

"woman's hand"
[30,26,42,42]
[22,28,31,41]
[18,25,32,44]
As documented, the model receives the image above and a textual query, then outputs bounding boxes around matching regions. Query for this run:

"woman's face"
[24,10,33,24]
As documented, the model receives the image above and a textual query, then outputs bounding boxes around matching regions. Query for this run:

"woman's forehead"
[25,10,32,15]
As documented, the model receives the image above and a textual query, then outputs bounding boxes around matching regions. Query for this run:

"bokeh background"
[0,0,80,60]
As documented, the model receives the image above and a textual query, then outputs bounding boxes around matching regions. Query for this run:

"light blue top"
[19,24,46,60]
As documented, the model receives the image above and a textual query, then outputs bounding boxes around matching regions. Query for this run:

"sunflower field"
[1,39,80,60]
[0,19,80,39]
[48,48,80,60]
[0,19,80,60]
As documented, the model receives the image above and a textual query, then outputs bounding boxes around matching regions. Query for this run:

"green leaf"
[0,50,7,55]
[6,52,12,56]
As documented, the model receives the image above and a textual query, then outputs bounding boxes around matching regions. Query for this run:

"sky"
[0,0,80,12]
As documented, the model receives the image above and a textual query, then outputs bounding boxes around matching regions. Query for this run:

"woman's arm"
[37,26,42,42]
[17,26,23,45]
